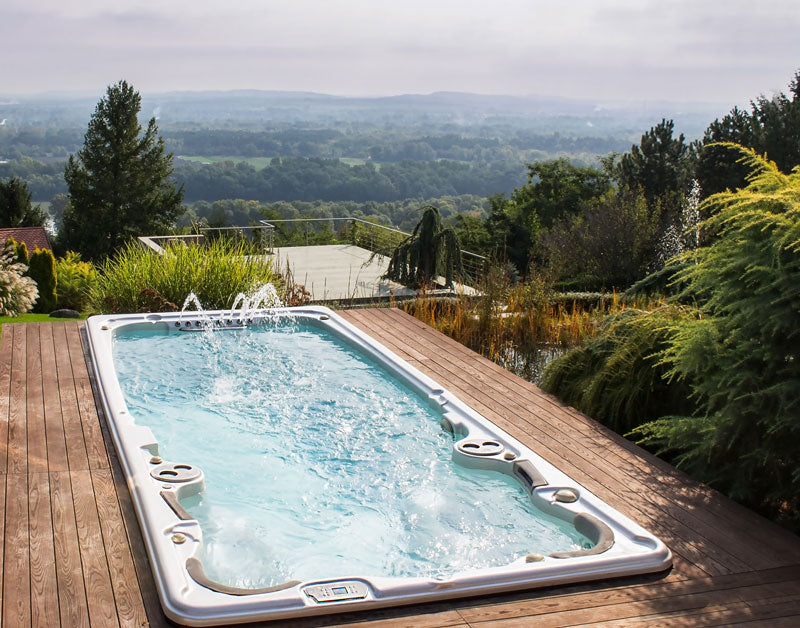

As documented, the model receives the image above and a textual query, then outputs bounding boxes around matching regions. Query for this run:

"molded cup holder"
[150,462,202,483]
[456,439,504,457]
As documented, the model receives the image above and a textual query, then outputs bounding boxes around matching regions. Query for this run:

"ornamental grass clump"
[403,268,644,382]
[0,241,38,316]
[540,305,694,433]
[89,237,281,313]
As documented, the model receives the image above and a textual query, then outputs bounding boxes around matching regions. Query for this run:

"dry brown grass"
[401,270,662,381]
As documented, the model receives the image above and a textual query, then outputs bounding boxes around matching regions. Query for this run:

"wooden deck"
[1,309,799,627]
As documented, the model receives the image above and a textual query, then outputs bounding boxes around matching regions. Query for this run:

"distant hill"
[0,89,726,140]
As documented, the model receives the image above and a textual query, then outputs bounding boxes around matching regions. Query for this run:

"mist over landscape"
[0,88,729,232]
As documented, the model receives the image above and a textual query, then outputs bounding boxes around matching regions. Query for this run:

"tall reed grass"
[402,267,662,382]
[89,238,282,314]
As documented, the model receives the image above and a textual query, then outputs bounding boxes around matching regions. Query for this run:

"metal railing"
[137,234,205,254]
[140,218,488,287]
[258,217,488,286]
[197,224,276,253]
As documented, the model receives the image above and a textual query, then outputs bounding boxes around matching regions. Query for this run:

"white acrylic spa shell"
[85,306,671,626]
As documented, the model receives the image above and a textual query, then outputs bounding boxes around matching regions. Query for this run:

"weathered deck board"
[53,322,91,472]
[0,313,798,627]
[51,469,91,627]
[29,470,60,627]
[41,323,69,473]
[8,324,28,476]
[91,467,148,628]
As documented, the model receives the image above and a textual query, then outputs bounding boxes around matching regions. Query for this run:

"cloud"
[2,0,799,104]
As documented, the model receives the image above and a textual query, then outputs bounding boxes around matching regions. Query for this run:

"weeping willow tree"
[542,145,800,530]
[383,205,463,288]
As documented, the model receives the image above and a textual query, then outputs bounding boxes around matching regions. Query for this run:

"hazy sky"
[3,0,799,104]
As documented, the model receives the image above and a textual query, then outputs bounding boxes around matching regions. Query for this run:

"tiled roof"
[0,226,53,252]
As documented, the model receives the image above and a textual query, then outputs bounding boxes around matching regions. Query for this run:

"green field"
[339,157,369,167]
[177,155,372,169]
[177,155,276,168]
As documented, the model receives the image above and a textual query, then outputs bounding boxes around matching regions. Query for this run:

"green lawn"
[0,312,88,335]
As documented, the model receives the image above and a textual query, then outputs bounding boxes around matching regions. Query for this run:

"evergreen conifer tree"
[0,178,47,227]
[61,80,184,260]
[28,247,57,313]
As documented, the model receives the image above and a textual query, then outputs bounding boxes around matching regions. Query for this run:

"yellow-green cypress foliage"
[3,237,29,266]
[543,144,800,531]
[632,145,800,530]
[28,247,58,313]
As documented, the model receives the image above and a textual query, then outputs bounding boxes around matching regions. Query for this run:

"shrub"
[539,188,662,291]
[89,237,282,313]
[540,305,694,434]
[56,251,97,311]
[0,241,38,316]
[542,145,800,531]
[28,247,58,313]
[4,237,29,266]
[633,146,800,530]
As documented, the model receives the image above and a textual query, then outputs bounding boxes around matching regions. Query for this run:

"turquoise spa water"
[112,319,589,588]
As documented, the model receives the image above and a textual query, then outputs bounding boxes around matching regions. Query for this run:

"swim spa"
[86,306,671,625]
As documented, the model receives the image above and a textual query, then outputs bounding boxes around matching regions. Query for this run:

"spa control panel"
[304,581,369,603]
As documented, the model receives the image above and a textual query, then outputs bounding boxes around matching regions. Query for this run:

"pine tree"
[0,178,47,227]
[696,69,800,197]
[61,80,184,260]
[617,119,695,212]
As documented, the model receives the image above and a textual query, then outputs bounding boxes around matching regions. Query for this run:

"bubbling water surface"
[113,318,588,587]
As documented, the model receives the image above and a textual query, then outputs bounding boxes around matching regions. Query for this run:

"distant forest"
[1,126,630,163]
[0,124,630,205]
[0,90,718,209]
[0,154,527,206]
